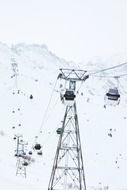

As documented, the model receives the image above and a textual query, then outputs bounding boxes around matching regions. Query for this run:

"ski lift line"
[118,73,127,78]
[90,72,127,79]
[40,119,63,148]
[88,62,127,76]
[39,104,66,148]
[37,78,58,136]
[38,96,59,136]
[30,96,64,149]
[91,75,119,78]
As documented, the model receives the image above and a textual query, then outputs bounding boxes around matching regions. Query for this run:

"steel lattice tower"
[16,157,27,178]
[48,69,89,190]
[14,135,28,178]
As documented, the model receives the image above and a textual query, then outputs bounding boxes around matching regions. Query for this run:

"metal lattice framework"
[48,69,88,190]
[58,68,89,82]
[11,57,18,89]
[15,135,28,178]
[16,157,27,178]
[48,103,86,190]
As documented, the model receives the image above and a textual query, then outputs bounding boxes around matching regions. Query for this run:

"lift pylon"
[14,135,28,178]
[11,57,18,89]
[16,157,27,178]
[48,69,89,190]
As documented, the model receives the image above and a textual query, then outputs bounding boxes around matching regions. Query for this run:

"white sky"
[0,0,127,62]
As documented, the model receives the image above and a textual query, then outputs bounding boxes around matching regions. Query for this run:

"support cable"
[37,78,58,138]
[90,73,127,79]
[88,62,127,76]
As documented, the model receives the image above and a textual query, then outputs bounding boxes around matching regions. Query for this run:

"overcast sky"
[0,0,127,62]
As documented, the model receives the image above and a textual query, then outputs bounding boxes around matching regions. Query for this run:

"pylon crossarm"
[59,68,89,82]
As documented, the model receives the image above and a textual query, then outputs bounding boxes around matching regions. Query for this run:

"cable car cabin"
[22,161,29,166]
[106,88,120,101]
[37,150,43,156]
[56,128,63,135]
[34,143,41,150]
[105,88,120,106]
[62,90,76,106]
[28,151,32,155]
[64,90,76,101]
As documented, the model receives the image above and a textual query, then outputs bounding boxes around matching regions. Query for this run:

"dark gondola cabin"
[56,128,63,135]
[28,151,32,155]
[22,161,29,166]
[106,88,120,101]
[37,151,43,156]
[64,90,75,101]
[34,143,41,150]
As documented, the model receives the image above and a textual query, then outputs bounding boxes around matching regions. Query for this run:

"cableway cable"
[88,62,127,76]
[91,73,127,79]
[37,78,58,138]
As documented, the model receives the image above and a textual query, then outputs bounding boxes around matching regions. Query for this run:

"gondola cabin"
[56,128,63,135]
[64,90,75,100]
[106,88,120,101]
[28,151,32,155]
[22,161,29,166]
[37,150,43,156]
[105,88,120,106]
[62,90,76,106]
[34,143,41,150]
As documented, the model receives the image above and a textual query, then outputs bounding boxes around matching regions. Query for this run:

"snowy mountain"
[0,42,127,190]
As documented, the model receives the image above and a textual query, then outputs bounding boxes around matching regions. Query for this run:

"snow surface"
[0,42,127,190]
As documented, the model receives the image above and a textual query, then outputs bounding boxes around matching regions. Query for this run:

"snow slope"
[0,42,127,190]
